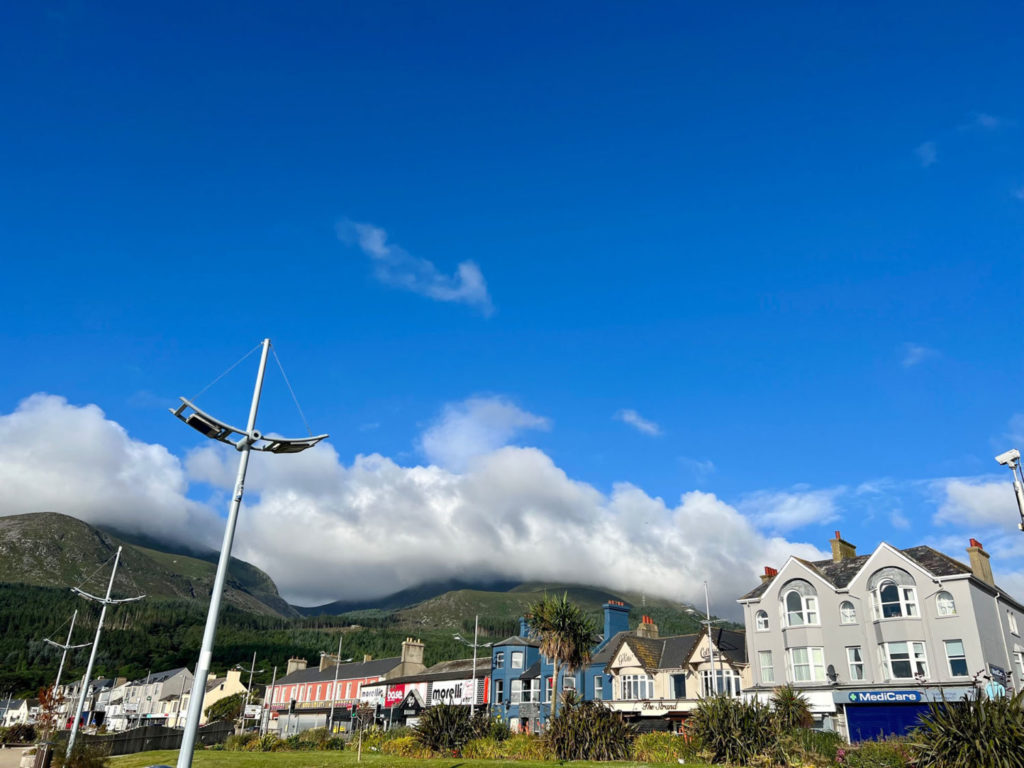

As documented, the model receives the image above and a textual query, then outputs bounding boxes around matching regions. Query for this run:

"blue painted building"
[490,602,633,731]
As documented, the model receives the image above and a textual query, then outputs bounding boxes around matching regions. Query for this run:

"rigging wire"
[188,342,264,404]
[73,551,117,594]
[272,346,314,437]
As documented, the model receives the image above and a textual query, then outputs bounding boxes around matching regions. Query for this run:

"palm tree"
[526,593,600,718]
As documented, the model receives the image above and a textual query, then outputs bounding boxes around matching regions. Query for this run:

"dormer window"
[868,568,918,620]
[755,610,769,631]
[781,580,819,627]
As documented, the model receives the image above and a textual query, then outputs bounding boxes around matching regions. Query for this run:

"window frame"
[846,646,865,681]
[594,676,603,699]
[755,610,769,632]
[882,641,928,680]
[758,650,774,684]
[700,668,742,697]
[874,581,919,620]
[788,647,826,683]
[494,679,504,704]
[621,674,654,700]
[511,651,525,669]
[839,601,857,625]
[495,651,505,669]
[936,592,956,617]
[944,640,968,677]
[783,590,819,627]
[1009,611,1020,636]
[510,679,522,705]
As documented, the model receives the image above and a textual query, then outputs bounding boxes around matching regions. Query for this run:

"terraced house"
[740,531,1024,741]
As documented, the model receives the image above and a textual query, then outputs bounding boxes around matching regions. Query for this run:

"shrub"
[840,736,914,768]
[689,695,784,766]
[785,728,844,765]
[500,733,552,760]
[242,734,286,752]
[631,731,702,763]
[462,736,504,759]
[772,684,814,730]
[545,698,635,761]
[1,723,36,744]
[413,703,476,753]
[913,691,1024,768]
[381,734,435,759]
[473,712,511,741]
[224,732,258,751]
[52,742,109,768]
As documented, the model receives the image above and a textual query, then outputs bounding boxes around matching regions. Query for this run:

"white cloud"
[901,342,938,368]
[915,141,938,168]
[740,486,845,532]
[680,457,716,480]
[890,510,910,529]
[933,476,1020,530]
[337,219,494,315]
[615,409,662,436]
[418,396,550,471]
[0,394,218,547]
[0,392,832,617]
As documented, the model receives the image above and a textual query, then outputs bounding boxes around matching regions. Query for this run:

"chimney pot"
[760,566,778,583]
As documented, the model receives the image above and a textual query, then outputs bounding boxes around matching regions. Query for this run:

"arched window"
[755,610,769,631]
[839,600,857,624]
[868,568,918,619]
[781,580,819,627]
[936,591,956,617]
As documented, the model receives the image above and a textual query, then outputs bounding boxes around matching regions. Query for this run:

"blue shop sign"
[847,690,923,704]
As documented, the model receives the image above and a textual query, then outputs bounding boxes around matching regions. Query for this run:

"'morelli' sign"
[847,690,923,703]
[429,679,476,706]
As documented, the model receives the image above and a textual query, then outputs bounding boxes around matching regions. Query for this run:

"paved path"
[0,747,28,768]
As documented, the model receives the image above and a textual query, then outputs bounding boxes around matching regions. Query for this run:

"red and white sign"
[429,679,476,706]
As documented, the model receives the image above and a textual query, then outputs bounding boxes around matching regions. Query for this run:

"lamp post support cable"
[176,339,270,768]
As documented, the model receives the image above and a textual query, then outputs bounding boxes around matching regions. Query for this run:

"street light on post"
[686,581,720,697]
[171,339,327,768]
[236,653,264,733]
[454,616,492,717]
[995,449,1024,530]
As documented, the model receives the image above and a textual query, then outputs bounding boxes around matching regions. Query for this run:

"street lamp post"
[687,581,720,697]
[260,666,276,737]
[43,610,92,700]
[454,615,492,717]
[236,653,264,734]
[172,339,326,768]
[995,449,1024,530]
[67,547,144,757]
[326,635,353,733]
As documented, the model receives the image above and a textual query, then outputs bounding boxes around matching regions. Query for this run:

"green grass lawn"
[111,750,710,768]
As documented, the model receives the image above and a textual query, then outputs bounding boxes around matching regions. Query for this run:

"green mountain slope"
[0,512,295,618]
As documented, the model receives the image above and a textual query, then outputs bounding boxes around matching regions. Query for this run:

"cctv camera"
[996,449,1021,467]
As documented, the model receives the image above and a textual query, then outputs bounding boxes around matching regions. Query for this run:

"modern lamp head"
[996,448,1021,468]
[171,398,327,453]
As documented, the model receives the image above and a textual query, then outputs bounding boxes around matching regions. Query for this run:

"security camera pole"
[687,581,720,696]
[995,449,1024,530]
[172,339,327,768]
[454,615,492,716]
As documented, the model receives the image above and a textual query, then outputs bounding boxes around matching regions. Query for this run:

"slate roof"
[740,544,978,601]
[599,631,710,673]
[493,635,540,648]
[276,657,402,686]
[519,661,541,680]
[710,628,747,665]
[590,630,633,666]
[383,658,487,686]
[129,667,189,686]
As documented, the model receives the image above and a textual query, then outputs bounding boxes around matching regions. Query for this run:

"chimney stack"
[602,601,631,643]
[286,657,308,676]
[363,654,373,663]
[401,637,424,667]
[760,566,778,584]
[967,538,995,587]
[830,531,857,562]
[519,617,529,638]
[636,614,659,639]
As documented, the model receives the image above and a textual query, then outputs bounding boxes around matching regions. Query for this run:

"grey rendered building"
[739,531,1024,741]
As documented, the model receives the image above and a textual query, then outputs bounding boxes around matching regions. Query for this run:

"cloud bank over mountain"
[0,393,1017,615]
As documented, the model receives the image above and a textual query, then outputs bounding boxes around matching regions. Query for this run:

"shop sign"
[359,685,387,705]
[846,690,923,704]
[385,684,407,707]
[990,665,1008,685]
[429,679,475,706]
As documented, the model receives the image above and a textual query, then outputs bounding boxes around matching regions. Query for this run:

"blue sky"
[2,2,1023,610]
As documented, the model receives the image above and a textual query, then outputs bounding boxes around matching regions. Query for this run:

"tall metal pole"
[261,666,276,737]
[177,339,270,768]
[53,611,78,693]
[328,633,343,731]
[470,615,479,717]
[242,651,257,732]
[704,581,718,696]
[67,547,124,757]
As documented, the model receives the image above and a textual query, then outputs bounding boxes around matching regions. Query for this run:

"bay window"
[620,675,654,700]
[701,668,742,697]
